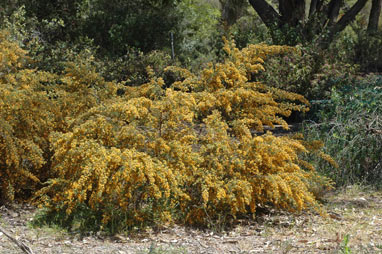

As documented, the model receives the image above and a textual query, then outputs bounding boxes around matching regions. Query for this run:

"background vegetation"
[0,0,381,234]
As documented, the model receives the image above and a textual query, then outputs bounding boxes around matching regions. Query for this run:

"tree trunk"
[248,0,281,29]
[368,0,382,32]
[309,0,319,17]
[327,0,343,25]
[220,0,249,26]
[309,0,325,17]
[320,0,369,48]
[279,0,305,26]
[248,0,368,47]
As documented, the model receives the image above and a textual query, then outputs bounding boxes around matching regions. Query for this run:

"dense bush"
[303,75,382,187]
[1,0,182,56]
[0,6,175,87]
[0,30,50,202]
[37,39,333,231]
[231,12,271,49]
[0,30,117,203]
[1,30,333,232]
[99,49,175,85]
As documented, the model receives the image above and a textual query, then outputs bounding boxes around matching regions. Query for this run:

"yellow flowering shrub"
[0,30,116,203]
[0,31,52,202]
[1,30,333,230]
[33,38,332,230]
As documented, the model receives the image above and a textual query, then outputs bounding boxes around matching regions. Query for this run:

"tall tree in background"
[1,0,181,55]
[77,0,181,54]
[247,0,370,46]
[219,0,249,26]
[368,0,382,32]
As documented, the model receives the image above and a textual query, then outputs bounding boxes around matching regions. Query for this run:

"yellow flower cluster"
[1,29,333,229]
[0,30,116,203]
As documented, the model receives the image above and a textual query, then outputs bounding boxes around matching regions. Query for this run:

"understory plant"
[303,75,382,187]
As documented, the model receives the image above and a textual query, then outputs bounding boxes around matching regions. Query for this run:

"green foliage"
[12,0,82,43]
[77,0,181,55]
[176,0,221,70]
[230,11,271,48]
[1,6,175,87]
[256,44,357,101]
[270,24,305,46]
[353,30,382,73]
[303,75,382,187]
[339,234,352,254]
[329,25,359,66]
[329,19,382,73]
[1,0,181,57]
[0,1,219,86]
[100,49,175,85]
[0,5,101,76]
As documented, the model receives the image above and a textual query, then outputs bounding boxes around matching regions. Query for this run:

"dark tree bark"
[327,0,343,25]
[309,0,319,17]
[220,0,249,26]
[279,0,305,26]
[368,0,382,32]
[248,0,281,29]
[248,0,369,47]
[321,0,369,47]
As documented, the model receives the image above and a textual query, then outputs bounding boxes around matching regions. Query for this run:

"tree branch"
[0,226,34,254]
[332,0,369,33]
[248,0,281,28]
[320,0,369,47]
[309,0,325,18]
[309,0,319,17]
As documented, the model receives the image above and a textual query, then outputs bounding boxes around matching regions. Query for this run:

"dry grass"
[252,185,382,253]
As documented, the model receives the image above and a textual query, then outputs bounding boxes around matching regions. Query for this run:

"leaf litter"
[1,185,382,253]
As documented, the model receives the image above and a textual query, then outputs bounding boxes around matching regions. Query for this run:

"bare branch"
[0,226,34,254]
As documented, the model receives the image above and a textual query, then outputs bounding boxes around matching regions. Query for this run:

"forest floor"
[1,185,382,254]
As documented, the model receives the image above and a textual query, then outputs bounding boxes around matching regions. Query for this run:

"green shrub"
[176,0,221,71]
[353,31,382,73]
[256,44,357,102]
[303,75,382,187]
[230,9,272,48]
[99,49,175,85]
[329,19,382,73]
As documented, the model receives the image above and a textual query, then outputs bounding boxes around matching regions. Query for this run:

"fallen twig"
[0,225,34,254]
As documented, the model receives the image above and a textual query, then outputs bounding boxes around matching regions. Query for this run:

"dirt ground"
[1,185,382,254]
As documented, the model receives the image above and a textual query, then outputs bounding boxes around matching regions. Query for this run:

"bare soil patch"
[1,186,382,254]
